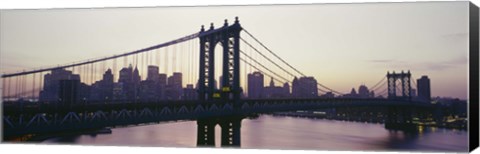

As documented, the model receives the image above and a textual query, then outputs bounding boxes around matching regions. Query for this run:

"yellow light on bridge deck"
[222,86,231,92]
[213,93,221,98]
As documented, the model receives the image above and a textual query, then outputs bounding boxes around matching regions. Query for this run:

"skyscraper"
[183,84,197,100]
[247,71,264,98]
[59,79,79,105]
[283,82,290,97]
[147,65,160,82]
[291,76,318,98]
[118,65,133,84]
[117,65,141,100]
[417,76,431,103]
[90,69,114,101]
[39,68,81,102]
[166,72,183,100]
[158,73,167,100]
[132,66,141,85]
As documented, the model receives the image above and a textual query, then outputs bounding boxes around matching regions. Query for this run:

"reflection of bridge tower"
[197,17,243,147]
[387,71,411,101]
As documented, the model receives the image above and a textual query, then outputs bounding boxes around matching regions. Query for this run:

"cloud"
[422,56,467,71]
[441,32,468,39]
[368,59,394,63]
[367,56,467,71]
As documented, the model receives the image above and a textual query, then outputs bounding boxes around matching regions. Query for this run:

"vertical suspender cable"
[179,43,182,74]
[6,77,10,100]
[90,63,94,85]
[173,44,177,73]
[32,73,36,100]
[165,47,169,75]
[113,58,117,81]
[2,77,5,101]
[39,72,43,101]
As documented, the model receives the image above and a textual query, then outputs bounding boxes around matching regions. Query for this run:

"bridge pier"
[219,117,242,146]
[385,107,417,132]
[196,119,216,146]
[196,117,243,147]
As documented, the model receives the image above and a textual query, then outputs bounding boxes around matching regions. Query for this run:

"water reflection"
[42,115,468,152]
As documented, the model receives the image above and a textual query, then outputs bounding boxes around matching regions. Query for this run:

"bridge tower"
[197,17,243,147]
[386,71,412,101]
[385,71,416,131]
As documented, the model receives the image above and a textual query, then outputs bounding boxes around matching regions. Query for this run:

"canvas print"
[0,1,476,152]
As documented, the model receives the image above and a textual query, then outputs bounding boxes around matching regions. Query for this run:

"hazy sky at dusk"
[0,2,469,99]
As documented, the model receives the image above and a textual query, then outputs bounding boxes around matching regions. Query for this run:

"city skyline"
[35,65,431,102]
[0,2,469,99]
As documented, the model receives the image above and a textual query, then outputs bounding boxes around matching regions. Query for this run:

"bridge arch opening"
[214,124,221,147]
[214,43,224,91]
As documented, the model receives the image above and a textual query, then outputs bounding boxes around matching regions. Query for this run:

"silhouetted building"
[264,78,290,98]
[139,80,157,101]
[410,89,417,98]
[247,72,264,98]
[90,69,114,101]
[59,79,79,105]
[358,85,370,98]
[343,88,358,98]
[183,84,197,100]
[119,65,133,83]
[166,72,182,100]
[112,82,126,101]
[417,76,431,102]
[117,65,141,100]
[39,68,81,102]
[321,92,335,98]
[141,65,161,101]
[158,73,167,100]
[132,67,141,100]
[291,76,318,98]
[283,82,290,97]
[118,65,133,100]
[147,66,160,82]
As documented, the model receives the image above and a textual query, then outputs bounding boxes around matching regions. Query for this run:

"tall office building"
[118,65,133,84]
[183,84,197,100]
[247,71,264,98]
[166,72,183,100]
[90,69,114,101]
[292,76,318,98]
[147,65,160,82]
[158,73,167,100]
[117,65,141,100]
[39,68,81,102]
[59,79,80,105]
[283,82,290,97]
[417,76,431,102]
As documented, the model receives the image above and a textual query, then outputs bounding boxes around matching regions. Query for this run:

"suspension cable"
[369,76,386,90]
[241,37,343,95]
[243,29,306,76]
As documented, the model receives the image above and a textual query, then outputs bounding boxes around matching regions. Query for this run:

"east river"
[42,115,468,152]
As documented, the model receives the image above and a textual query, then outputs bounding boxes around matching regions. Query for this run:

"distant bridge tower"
[387,71,411,101]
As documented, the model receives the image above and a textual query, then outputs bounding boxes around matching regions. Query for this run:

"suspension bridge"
[1,17,433,146]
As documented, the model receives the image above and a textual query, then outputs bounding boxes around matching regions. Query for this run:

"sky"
[0,1,470,99]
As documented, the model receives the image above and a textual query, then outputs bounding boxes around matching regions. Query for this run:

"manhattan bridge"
[1,17,433,146]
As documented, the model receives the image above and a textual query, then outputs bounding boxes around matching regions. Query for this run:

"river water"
[42,115,468,152]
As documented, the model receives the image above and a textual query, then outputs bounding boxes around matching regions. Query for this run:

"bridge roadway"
[2,98,431,139]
